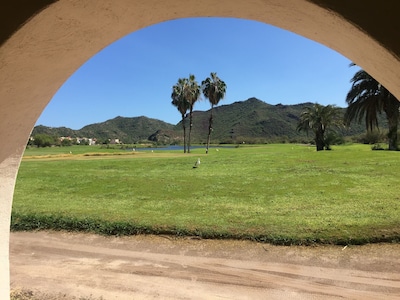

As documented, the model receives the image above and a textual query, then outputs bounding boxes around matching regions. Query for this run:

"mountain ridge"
[32,98,367,144]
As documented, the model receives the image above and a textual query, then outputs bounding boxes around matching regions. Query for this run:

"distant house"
[76,137,97,145]
[109,138,121,144]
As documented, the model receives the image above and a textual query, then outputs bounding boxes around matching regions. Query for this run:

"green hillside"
[187,98,311,143]
[33,116,176,144]
[32,98,371,144]
[32,125,77,138]
[78,116,175,143]
[179,98,367,144]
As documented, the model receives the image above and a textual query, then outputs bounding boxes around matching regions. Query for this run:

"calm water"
[129,145,233,152]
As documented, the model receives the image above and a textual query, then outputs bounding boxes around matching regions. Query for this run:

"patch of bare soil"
[10,231,400,299]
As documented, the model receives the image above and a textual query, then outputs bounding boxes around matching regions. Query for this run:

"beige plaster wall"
[1,0,399,298]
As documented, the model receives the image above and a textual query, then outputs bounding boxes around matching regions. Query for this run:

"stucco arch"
[1,0,400,298]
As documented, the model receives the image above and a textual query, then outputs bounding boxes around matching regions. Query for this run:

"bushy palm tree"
[344,65,399,150]
[201,72,227,154]
[171,75,200,153]
[171,78,190,153]
[297,103,342,151]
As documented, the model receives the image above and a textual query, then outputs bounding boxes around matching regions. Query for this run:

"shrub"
[371,143,385,150]
[355,130,386,144]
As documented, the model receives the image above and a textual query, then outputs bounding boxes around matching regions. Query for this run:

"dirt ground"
[9,231,400,299]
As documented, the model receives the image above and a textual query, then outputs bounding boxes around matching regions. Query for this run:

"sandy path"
[10,231,400,299]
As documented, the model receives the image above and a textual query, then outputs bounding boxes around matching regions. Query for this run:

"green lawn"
[12,144,400,245]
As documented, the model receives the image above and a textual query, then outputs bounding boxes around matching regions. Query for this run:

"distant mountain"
[78,116,176,143]
[32,125,77,138]
[32,98,369,144]
[178,97,366,143]
[186,98,312,143]
[33,116,177,144]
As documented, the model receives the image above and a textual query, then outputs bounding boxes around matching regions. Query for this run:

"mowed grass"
[12,144,400,245]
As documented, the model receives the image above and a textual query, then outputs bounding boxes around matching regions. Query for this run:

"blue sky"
[36,17,357,130]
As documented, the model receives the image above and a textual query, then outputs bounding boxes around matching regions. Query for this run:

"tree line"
[172,66,400,153]
[171,72,227,153]
[27,135,93,147]
[31,66,399,151]
[296,64,399,151]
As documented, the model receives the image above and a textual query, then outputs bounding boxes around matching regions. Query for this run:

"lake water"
[129,145,233,152]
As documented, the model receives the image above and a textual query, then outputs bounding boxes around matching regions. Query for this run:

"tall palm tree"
[297,103,342,151]
[201,72,227,154]
[185,74,200,153]
[344,65,399,150]
[171,78,190,153]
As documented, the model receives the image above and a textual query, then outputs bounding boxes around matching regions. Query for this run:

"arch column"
[0,156,22,297]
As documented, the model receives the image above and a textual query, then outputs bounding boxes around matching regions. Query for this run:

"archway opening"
[35,17,356,130]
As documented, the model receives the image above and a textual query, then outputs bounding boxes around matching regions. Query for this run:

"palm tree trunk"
[315,128,325,151]
[181,114,186,153]
[385,98,399,150]
[387,115,398,150]
[206,105,214,154]
[188,107,193,153]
